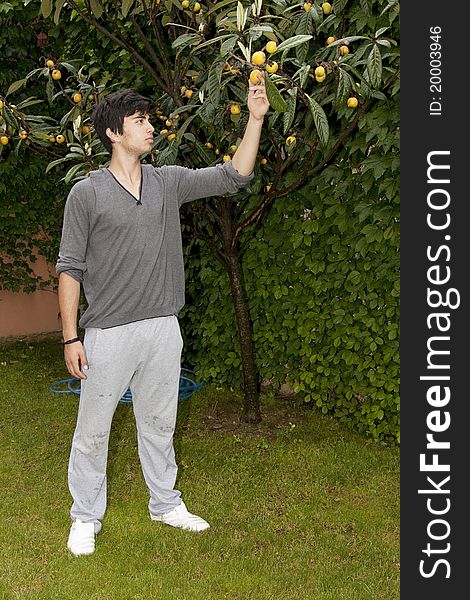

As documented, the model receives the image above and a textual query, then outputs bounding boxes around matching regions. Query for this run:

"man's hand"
[247,72,270,121]
[64,341,88,380]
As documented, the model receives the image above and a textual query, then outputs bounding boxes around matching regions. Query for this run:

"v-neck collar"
[106,166,144,204]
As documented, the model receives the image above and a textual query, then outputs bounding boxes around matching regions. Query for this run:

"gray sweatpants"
[68,316,183,529]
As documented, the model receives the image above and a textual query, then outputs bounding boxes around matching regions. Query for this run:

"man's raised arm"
[232,72,270,177]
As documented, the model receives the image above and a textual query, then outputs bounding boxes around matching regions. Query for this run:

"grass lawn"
[0,335,399,600]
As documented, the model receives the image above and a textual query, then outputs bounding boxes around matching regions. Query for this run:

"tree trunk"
[224,250,261,424]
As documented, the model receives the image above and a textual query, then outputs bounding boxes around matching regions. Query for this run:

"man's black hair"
[90,88,154,154]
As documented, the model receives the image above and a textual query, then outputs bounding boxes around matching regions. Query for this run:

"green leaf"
[195,141,215,166]
[296,8,314,36]
[326,35,369,48]
[207,58,225,106]
[63,163,86,185]
[17,98,43,110]
[175,114,196,145]
[283,88,297,135]
[40,0,52,18]
[306,95,329,146]
[45,78,54,104]
[89,0,103,18]
[220,36,238,56]
[276,35,313,54]
[172,33,199,50]
[264,74,288,113]
[367,44,382,89]
[333,0,349,12]
[335,68,353,106]
[236,1,245,31]
[121,0,135,18]
[5,79,26,97]
[54,0,65,25]
[45,157,67,173]
[375,27,390,38]
[193,34,234,52]
[204,0,238,17]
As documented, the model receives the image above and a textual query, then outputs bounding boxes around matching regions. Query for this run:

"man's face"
[107,111,155,155]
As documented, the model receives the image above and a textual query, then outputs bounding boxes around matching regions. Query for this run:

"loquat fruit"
[266,41,277,54]
[230,104,241,115]
[266,61,279,74]
[251,51,266,66]
[249,69,263,85]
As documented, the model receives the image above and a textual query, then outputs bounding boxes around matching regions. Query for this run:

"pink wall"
[0,255,61,339]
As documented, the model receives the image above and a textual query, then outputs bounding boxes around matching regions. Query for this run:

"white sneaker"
[151,500,210,532]
[67,519,96,556]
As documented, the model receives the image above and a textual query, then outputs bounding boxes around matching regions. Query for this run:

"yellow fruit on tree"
[249,69,263,85]
[223,155,231,162]
[56,134,65,143]
[266,61,278,74]
[51,69,62,80]
[167,133,176,141]
[160,129,169,135]
[230,144,238,153]
[230,103,241,115]
[340,45,349,56]
[165,119,173,127]
[265,183,272,191]
[82,125,91,135]
[185,89,193,98]
[0,100,3,109]
[172,114,180,120]
[214,148,220,155]
[48,135,56,142]
[46,59,55,68]
[314,66,325,77]
[73,92,82,104]
[321,2,332,14]
[316,74,326,83]
[0,135,9,145]
[347,97,358,108]
[19,130,28,139]
[326,36,336,45]
[303,2,312,11]
[193,2,200,11]
[260,157,267,165]
[205,142,213,149]
[182,0,189,6]
[285,135,296,146]
[266,41,277,54]
[251,51,266,66]
[180,86,187,94]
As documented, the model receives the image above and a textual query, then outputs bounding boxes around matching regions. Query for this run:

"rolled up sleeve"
[55,191,89,283]
[163,160,254,207]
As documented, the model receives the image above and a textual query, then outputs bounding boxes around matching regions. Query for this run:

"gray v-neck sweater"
[55,161,253,329]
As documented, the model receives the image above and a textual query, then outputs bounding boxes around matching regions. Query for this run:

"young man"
[56,78,269,556]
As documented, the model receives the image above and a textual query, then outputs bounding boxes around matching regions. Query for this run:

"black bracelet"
[63,337,80,345]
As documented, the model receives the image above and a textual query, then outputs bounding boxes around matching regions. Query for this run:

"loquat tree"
[0,0,400,423]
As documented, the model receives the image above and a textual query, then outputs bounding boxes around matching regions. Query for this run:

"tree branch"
[66,0,173,96]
